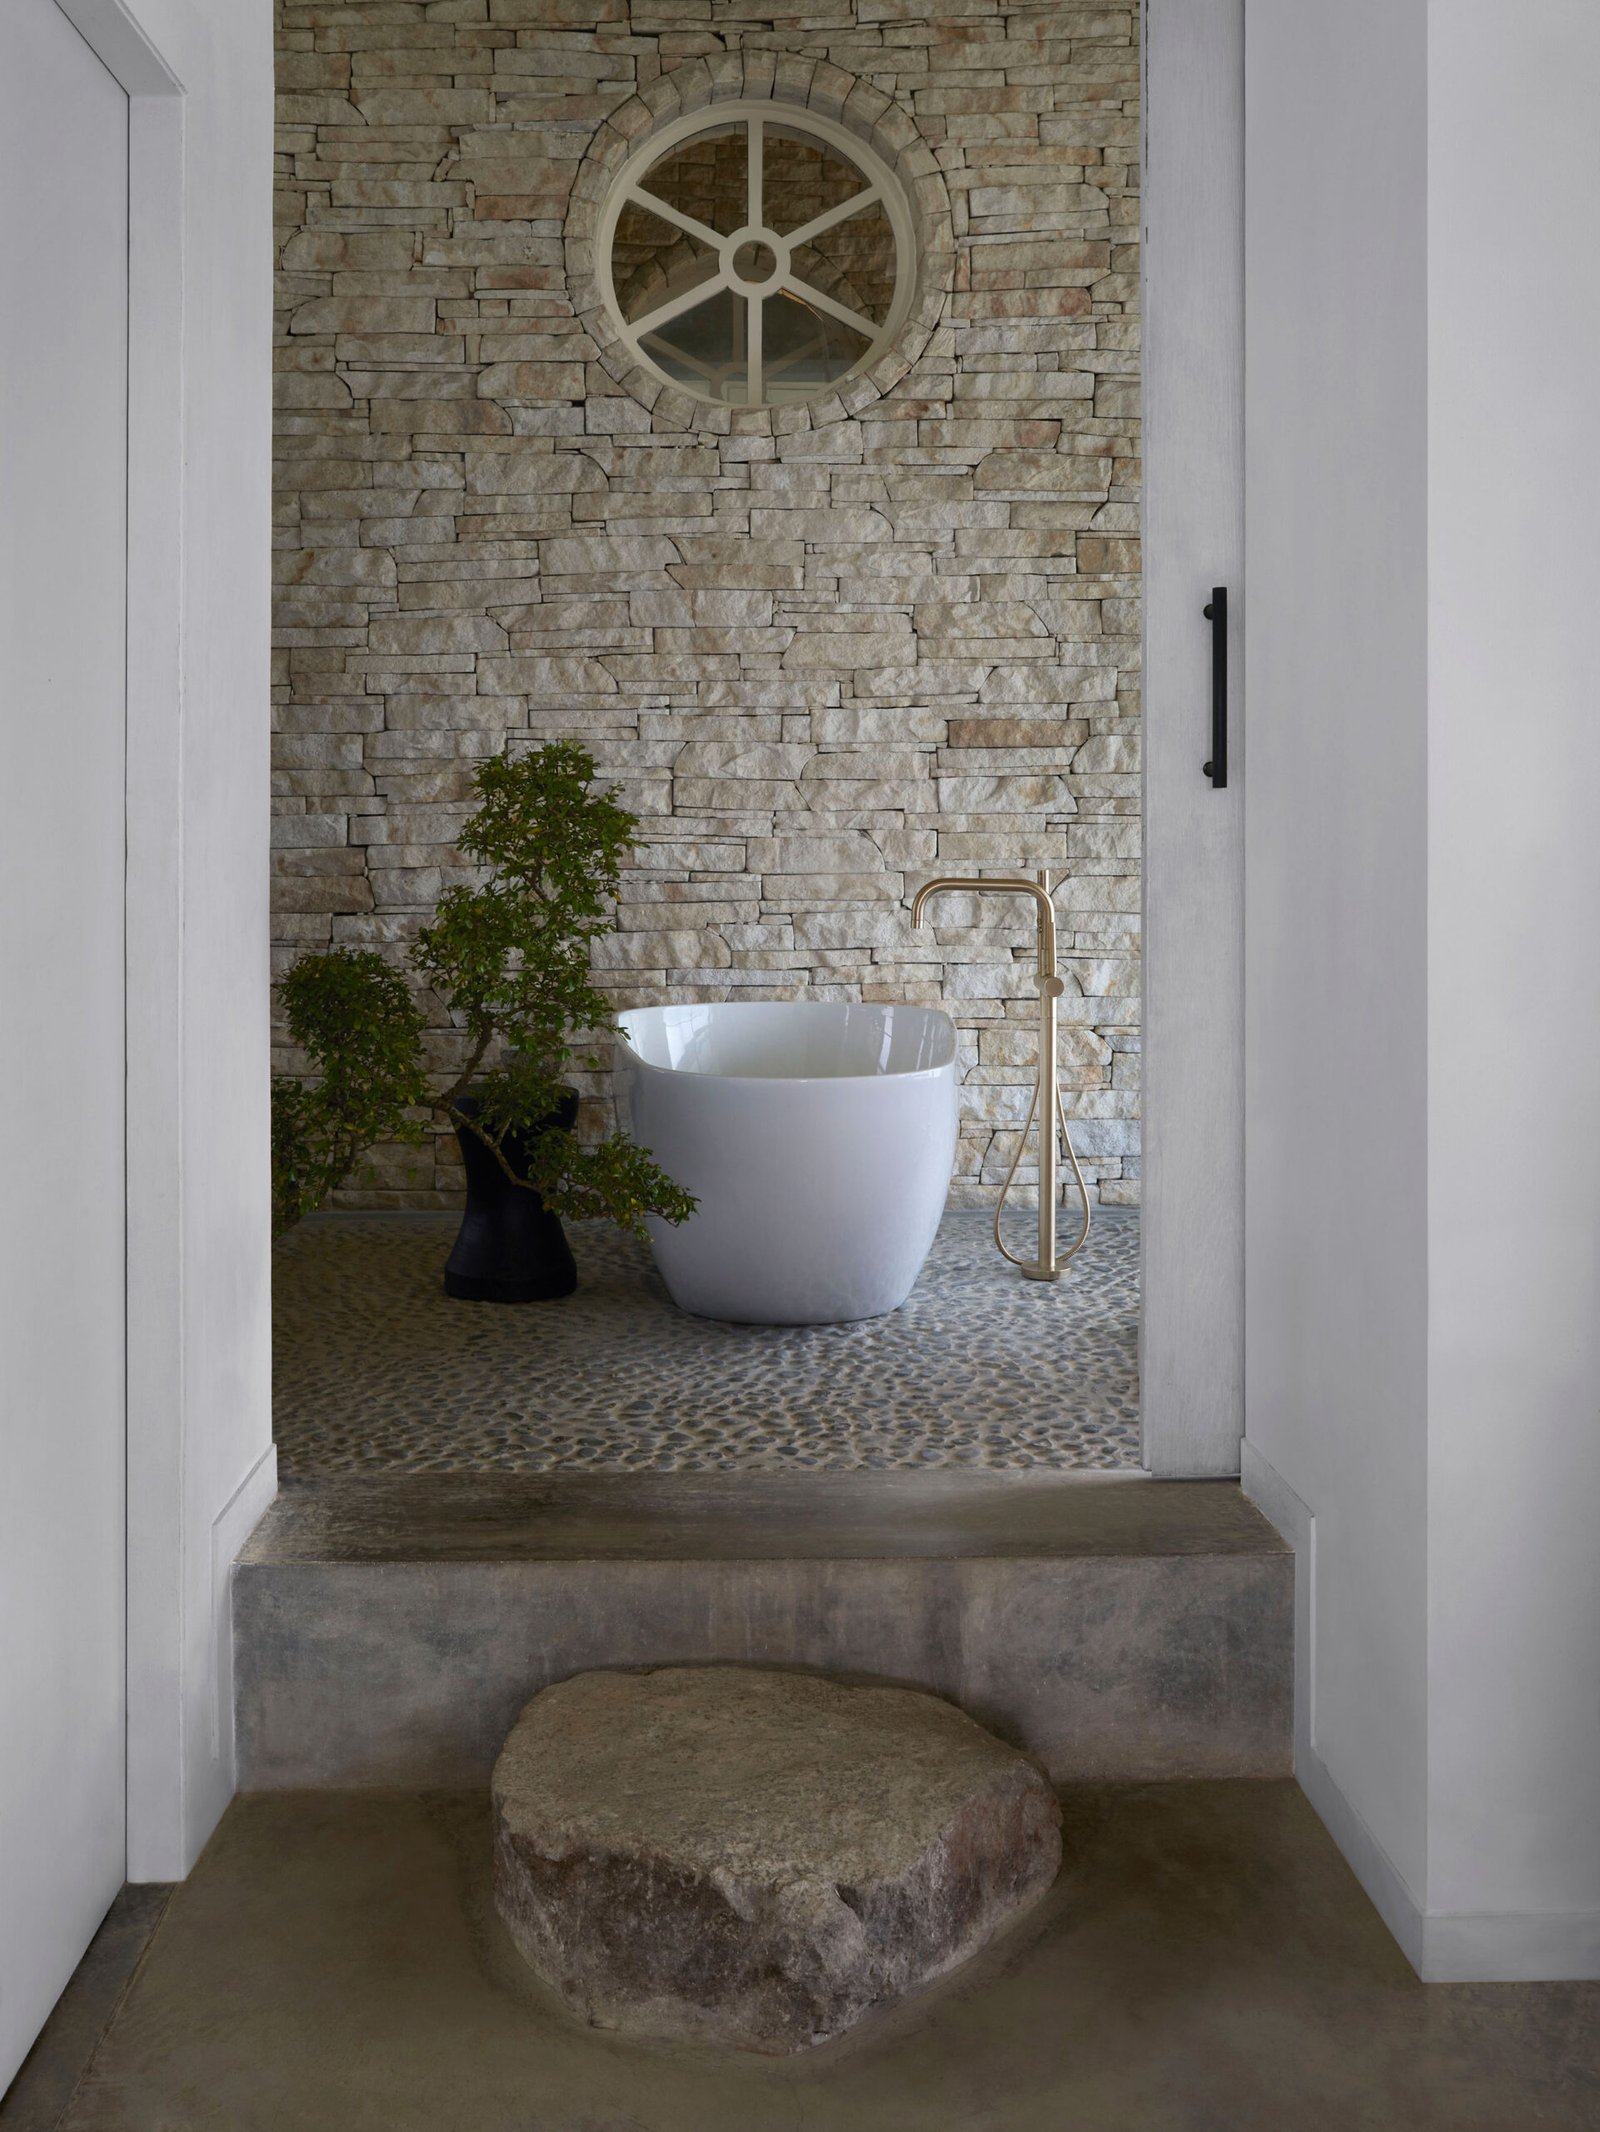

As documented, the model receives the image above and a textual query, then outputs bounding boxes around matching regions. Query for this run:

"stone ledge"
[233,1496,1293,1793]
[241,1471,1287,1566]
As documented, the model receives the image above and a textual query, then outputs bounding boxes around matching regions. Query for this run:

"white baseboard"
[1237,1442,1315,1752]
[1240,1439,1600,1982]
[130,1439,278,1884]
[1420,1909,1600,1982]
[210,1443,279,1771]
[1240,1440,1427,1975]
[1294,1730,1427,1973]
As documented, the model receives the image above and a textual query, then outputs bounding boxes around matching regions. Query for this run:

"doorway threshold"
[233,1471,1288,1792]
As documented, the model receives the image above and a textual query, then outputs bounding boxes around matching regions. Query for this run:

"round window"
[598,103,918,412]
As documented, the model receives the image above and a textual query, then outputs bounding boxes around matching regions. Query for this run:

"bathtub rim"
[614,1000,959,1086]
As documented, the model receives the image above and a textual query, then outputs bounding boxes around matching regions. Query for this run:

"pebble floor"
[272,1207,1141,1475]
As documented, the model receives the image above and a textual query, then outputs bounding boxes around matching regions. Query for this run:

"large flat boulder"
[491,1665,1061,2053]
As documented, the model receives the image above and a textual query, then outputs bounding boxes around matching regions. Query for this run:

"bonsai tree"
[271,741,695,1238]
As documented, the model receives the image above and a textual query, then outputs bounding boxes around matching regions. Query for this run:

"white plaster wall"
[1242,0,1431,1915]
[76,0,277,1880]
[166,0,276,1875]
[1245,0,1600,1978]
[1425,0,1600,1956]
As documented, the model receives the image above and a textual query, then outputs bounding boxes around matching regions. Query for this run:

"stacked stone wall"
[272,0,1141,1209]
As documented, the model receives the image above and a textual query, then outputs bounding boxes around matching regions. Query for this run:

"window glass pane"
[760,287,872,402]
[763,126,869,237]
[788,199,896,327]
[638,124,748,238]
[611,199,719,326]
[641,287,749,404]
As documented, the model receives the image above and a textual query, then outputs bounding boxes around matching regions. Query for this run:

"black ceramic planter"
[443,1089,579,1304]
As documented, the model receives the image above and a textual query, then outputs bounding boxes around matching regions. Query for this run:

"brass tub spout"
[910,871,1092,1282]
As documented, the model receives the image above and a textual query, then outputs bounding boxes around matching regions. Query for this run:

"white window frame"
[597,101,918,411]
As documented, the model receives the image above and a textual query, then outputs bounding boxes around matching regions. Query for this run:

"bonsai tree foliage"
[271,742,695,1239]
[271,951,428,1238]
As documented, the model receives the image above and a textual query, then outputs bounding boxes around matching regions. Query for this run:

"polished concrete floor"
[0,1889,170,2132]
[21,1783,1600,2132]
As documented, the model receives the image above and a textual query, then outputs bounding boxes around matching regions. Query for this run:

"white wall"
[57,0,277,1881]
[1424,0,1600,1966]
[1140,0,1246,1479]
[1,4,132,2085]
[155,0,275,1878]
[1242,0,1432,1924]
[1244,0,1600,1979]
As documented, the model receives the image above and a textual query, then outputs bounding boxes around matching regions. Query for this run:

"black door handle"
[1203,586,1227,788]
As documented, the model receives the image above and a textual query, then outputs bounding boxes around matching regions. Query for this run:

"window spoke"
[748,282,764,408]
[748,113,763,235]
[778,276,879,344]
[632,265,734,338]
[784,186,879,253]
[625,187,724,253]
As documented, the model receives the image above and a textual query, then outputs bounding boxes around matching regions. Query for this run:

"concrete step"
[233,1471,1292,1789]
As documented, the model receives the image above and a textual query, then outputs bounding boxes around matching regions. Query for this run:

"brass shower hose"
[992,1070,1093,1275]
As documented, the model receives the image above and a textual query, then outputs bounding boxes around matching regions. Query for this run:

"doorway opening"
[267,0,1240,1482]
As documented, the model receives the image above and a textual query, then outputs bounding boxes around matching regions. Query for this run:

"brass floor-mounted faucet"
[910,870,1092,1282]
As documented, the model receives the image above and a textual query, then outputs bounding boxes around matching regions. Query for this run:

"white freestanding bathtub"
[614,1002,958,1324]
